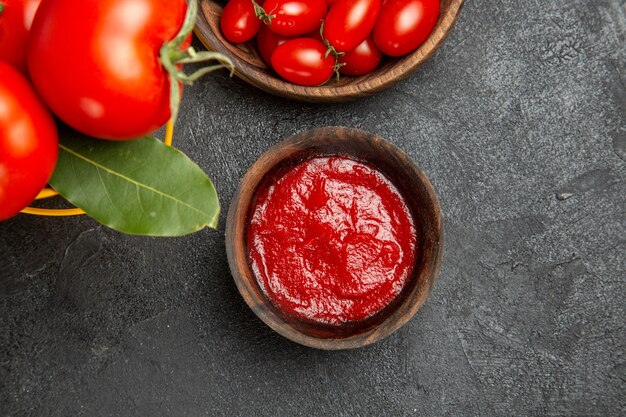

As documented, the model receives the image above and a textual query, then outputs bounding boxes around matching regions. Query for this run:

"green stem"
[0,2,5,14]
[253,0,275,25]
[319,22,344,81]
[159,0,234,125]
[170,0,199,49]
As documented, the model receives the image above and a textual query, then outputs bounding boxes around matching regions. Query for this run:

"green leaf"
[49,129,220,236]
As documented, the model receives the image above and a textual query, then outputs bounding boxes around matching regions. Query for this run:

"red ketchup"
[247,156,417,325]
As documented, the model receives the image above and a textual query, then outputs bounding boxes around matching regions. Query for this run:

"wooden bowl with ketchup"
[225,127,443,349]
[194,0,465,103]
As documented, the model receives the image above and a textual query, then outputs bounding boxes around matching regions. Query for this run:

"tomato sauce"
[247,156,417,325]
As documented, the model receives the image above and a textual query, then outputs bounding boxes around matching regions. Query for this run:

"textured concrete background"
[1,0,625,415]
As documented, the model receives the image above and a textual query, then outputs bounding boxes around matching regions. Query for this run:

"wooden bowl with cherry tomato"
[195,0,465,102]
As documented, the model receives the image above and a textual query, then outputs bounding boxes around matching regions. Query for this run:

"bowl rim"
[225,126,444,350]
[195,0,465,103]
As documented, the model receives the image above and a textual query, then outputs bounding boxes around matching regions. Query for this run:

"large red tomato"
[0,0,41,72]
[0,62,58,221]
[323,0,381,53]
[261,0,326,36]
[27,0,190,140]
[221,0,261,43]
[372,0,440,57]
[271,38,335,86]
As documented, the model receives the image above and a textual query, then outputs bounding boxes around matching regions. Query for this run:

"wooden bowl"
[195,0,465,102]
[225,127,444,349]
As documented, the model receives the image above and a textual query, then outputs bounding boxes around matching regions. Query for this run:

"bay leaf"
[49,129,219,236]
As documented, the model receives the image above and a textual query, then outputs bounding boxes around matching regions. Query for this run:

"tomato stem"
[0,2,5,14]
[253,0,275,25]
[333,61,346,81]
[319,21,344,81]
[159,0,234,125]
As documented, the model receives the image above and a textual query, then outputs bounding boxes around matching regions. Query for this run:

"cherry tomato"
[0,0,41,72]
[256,25,326,66]
[261,0,326,36]
[271,38,335,86]
[28,0,190,140]
[0,62,58,221]
[339,36,382,76]
[373,0,440,57]
[256,25,291,66]
[323,0,381,53]
[221,0,261,43]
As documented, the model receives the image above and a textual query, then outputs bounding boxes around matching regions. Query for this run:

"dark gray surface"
[1,0,625,415]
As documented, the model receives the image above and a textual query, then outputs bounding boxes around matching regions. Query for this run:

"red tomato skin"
[27,0,189,141]
[373,0,440,57]
[256,25,291,66]
[305,26,324,42]
[262,0,326,36]
[339,36,382,76]
[0,0,42,72]
[0,62,58,221]
[323,0,381,53]
[271,38,335,86]
[221,0,262,43]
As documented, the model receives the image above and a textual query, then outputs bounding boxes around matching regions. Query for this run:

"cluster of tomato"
[0,0,221,221]
[220,0,440,86]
